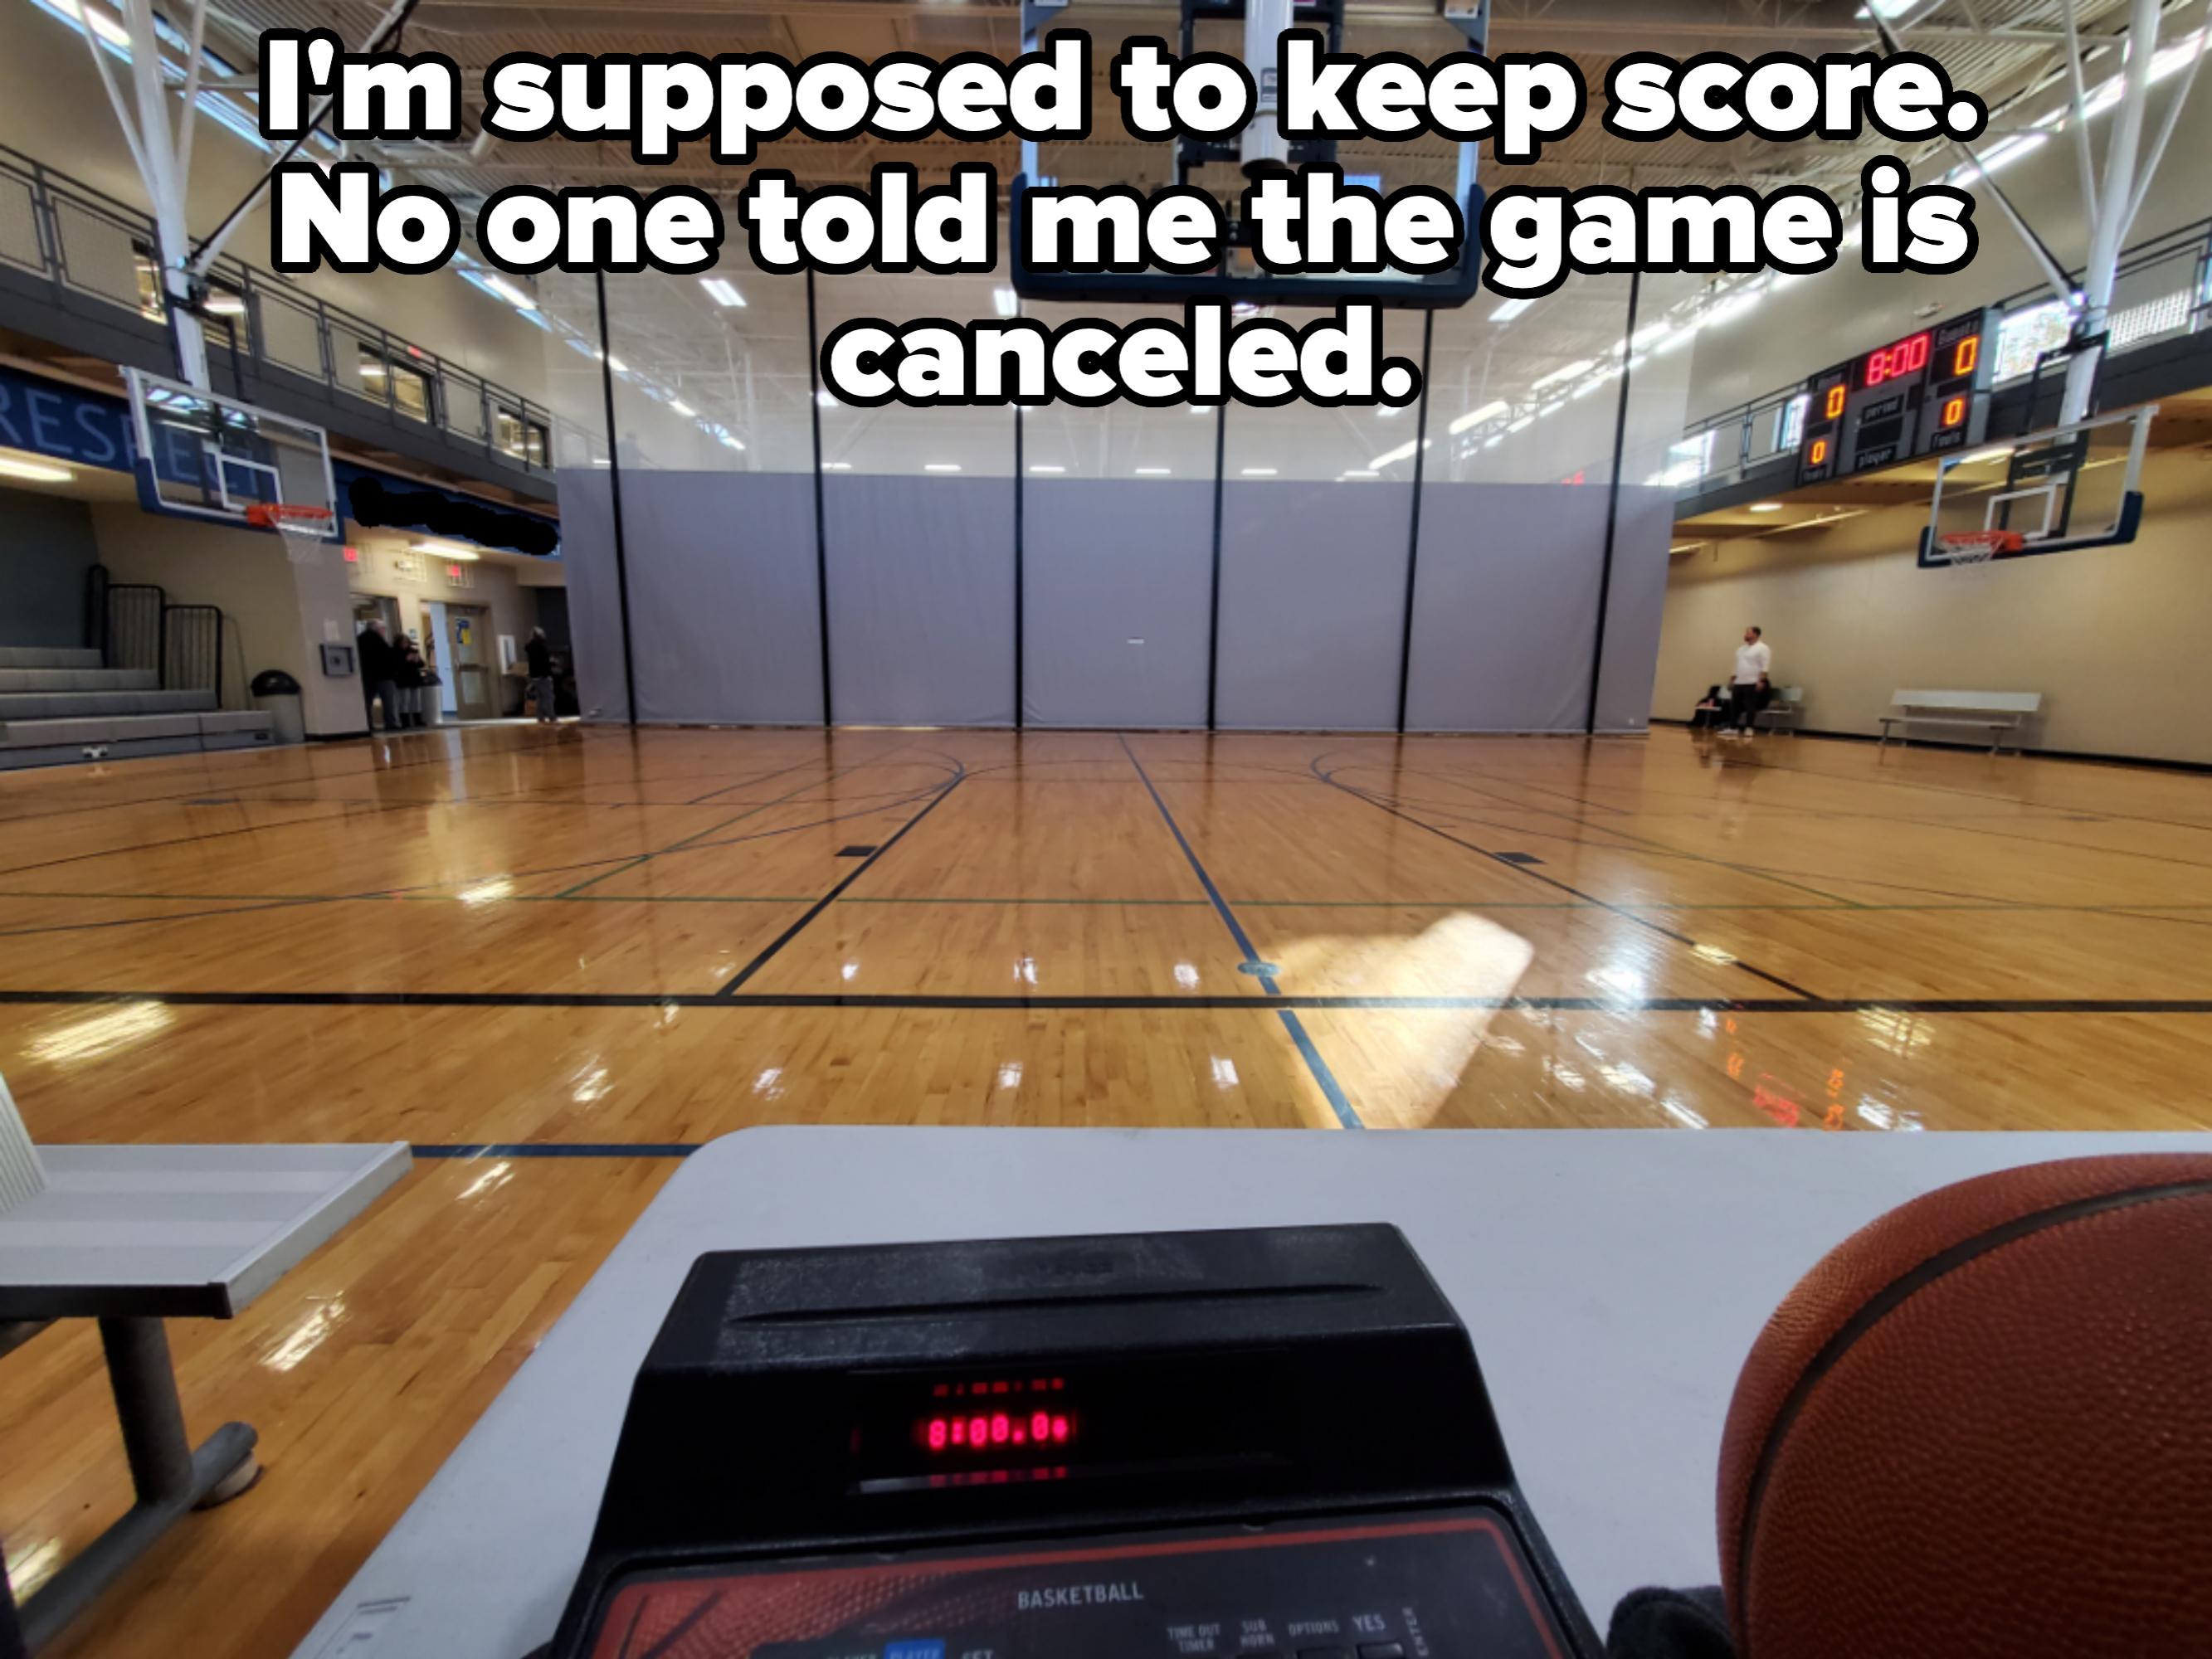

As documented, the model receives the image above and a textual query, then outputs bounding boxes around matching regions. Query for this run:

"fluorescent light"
[1534,358,1595,391]
[1490,297,1535,323]
[0,454,74,483]
[992,286,1019,318]
[1449,400,1510,435]
[202,291,246,316]
[1370,438,1431,469]
[1748,502,1784,513]
[816,389,836,408]
[669,399,695,416]
[924,463,961,472]
[824,460,852,469]
[1028,465,1065,474]
[719,435,746,451]
[699,277,745,307]
[412,539,480,559]
[1507,416,1534,432]
[1135,466,1171,475]
[484,275,537,310]
[1240,467,1278,476]
[1961,445,2014,465]
[1341,469,1379,479]
[604,355,627,374]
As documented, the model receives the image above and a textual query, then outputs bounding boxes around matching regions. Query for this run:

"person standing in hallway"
[1728,626,1771,737]
[524,628,558,725]
[396,632,429,728]
[358,619,402,734]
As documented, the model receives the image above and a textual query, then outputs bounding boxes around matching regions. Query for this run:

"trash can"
[421,673,444,726]
[250,669,306,746]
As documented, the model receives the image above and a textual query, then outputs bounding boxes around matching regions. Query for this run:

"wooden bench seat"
[1879,690,2041,755]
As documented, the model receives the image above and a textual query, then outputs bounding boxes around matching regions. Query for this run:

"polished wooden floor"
[4,720,2212,1655]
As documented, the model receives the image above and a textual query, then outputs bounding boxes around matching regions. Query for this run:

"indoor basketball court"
[0,2,2209,1657]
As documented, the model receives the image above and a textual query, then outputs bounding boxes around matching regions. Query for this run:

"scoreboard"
[1796,308,1998,485]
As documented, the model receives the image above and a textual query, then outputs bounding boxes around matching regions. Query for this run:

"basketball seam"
[1732,1177,2212,1652]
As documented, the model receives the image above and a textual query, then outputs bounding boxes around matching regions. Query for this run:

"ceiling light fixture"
[924,463,961,472]
[0,454,75,483]
[484,275,537,310]
[1748,502,1785,513]
[1490,297,1535,323]
[699,277,746,307]
[992,286,1019,318]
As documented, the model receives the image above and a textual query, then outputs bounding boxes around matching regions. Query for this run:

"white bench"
[1879,690,2041,755]
[0,1070,408,1651]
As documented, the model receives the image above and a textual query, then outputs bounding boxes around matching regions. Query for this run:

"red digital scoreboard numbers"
[919,1375,1074,1455]
[1797,308,1996,486]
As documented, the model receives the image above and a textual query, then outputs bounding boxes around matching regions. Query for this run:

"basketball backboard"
[1920,405,2156,568]
[1011,0,1488,309]
[124,368,339,540]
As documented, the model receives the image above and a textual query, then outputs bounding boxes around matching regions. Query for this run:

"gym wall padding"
[553,468,629,723]
[619,471,824,726]
[1403,482,1610,734]
[1021,479,1214,729]
[1590,486,1678,734]
[822,474,1017,727]
[1401,481,1671,735]
[1213,479,1416,732]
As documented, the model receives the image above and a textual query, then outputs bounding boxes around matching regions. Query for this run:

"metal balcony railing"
[1666,215,2212,499]
[0,142,555,482]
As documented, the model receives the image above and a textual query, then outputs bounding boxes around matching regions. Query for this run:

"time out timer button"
[885,1641,945,1659]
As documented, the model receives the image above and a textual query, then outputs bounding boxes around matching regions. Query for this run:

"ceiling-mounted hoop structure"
[1010,0,1490,309]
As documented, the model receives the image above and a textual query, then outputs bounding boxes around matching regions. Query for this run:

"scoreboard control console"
[542,1227,1598,1659]
[1798,307,2000,485]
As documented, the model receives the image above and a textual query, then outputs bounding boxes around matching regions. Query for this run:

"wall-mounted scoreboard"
[1796,307,1999,485]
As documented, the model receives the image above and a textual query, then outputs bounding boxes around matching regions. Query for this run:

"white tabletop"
[290,1126,2212,1659]
[0,1142,412,1320]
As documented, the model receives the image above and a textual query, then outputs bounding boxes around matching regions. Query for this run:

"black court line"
[7,989,2212,1015]
[1118,734,1362,1131]
[716,765,968,995]
[1308,753,1825,1000]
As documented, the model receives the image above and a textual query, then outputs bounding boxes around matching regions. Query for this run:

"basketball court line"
[6,989,2210,1015]
[1117,732,1382,1132]
[716,767,969,994]
[556,747,933,897]
[1307,756,1825,1000]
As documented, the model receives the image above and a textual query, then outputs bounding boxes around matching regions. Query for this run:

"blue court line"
[1115,733,1362,1131]
[412,1143,698,1158]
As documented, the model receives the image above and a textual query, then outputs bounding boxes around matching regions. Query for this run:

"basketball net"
[246,504,338,564]
[1934,529,2023,567]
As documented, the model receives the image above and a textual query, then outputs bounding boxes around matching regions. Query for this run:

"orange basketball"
[1717,1154,2212,1659]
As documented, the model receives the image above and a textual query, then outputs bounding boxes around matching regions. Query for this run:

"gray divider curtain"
[551,254,1691,735]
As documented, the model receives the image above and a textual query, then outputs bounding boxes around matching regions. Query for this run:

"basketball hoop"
[246,502,338,563]
[1933,528,2024,566]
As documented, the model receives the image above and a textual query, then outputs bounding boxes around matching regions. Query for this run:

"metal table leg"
[17,1318,259,1653]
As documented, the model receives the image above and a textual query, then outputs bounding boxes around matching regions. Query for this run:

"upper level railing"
[0,143,555,483]
[1667,216,2212,498]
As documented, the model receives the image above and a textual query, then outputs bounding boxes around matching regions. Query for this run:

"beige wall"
[1654,448,2212,762]
[0,3,548,404]
[89,503,368,737]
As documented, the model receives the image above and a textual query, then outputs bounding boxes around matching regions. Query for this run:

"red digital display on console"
[1862,331,1932,388]
[918,1376,1074,1454]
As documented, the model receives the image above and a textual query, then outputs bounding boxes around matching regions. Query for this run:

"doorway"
[418,600,460,718]
[444,603,495,720]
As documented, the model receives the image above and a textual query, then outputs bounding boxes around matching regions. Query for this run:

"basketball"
[1717,1154,2212,1658]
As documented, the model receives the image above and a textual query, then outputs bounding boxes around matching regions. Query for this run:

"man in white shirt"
[1728,626,1771,737]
